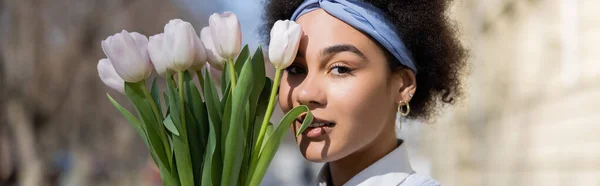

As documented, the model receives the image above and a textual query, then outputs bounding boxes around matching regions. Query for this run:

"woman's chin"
[298,139,341,163]
[305,158,328,163]
[301,151,331,163]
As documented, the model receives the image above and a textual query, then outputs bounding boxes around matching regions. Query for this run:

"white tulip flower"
[268,20,303,69]
[201,26,226,70]
[208,12,242,60]
[147,33,175,77]
[164,19,197,71]
[191,35,207,71]
[101,30,153,82]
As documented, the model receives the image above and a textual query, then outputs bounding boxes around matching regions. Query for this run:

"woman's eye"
[284,65,307,75]
[330,65,353,76]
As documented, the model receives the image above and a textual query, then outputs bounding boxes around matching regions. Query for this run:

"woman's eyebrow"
[321,44,367,60]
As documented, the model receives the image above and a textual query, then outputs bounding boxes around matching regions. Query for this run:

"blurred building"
[416,0,600,185]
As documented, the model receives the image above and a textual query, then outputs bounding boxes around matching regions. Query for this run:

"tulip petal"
[201,26,226,70]
[148,33,174,77]
[101,30,153,82]
[131,32,152,78]
[101,36,113,60]
[164,19,196,71]
[192,35,207,71]
[209,14,225,56]
[131,32,150,62]
[283,23,302,69]
[98,58,125,94]
[102,36,120,70]
[110,32,138,81]
[268,20,302,69]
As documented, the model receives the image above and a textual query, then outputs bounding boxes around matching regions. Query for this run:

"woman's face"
[278,9,408,162]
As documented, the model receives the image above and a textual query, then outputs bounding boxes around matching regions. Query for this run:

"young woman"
[261,0,467,185]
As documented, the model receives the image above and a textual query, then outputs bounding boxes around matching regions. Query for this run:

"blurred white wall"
[418,0,600,185]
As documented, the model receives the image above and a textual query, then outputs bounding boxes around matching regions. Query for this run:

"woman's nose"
[295,73,327,108]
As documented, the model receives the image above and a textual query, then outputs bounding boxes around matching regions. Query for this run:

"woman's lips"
[296,116,335,138]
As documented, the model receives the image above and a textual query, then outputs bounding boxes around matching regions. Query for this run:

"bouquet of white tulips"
[97,12,311,186]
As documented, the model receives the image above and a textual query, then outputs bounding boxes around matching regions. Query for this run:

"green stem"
[159,165,179,186]
[178,71,186,136]
[141,80,171,165]
[141,80,163,127]
[176,71,194,186]
[196,70,205,91]
[227,59,237,93]
[254,69,282,154]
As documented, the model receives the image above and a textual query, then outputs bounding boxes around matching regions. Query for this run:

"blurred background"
[0,0,598,185]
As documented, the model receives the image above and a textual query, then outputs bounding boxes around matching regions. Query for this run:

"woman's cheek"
[278,79,293,113]
[328,80,364,111]
[331,77,386,129]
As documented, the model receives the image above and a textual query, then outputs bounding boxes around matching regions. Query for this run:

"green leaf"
[221,62,229,95]
[220,45,248,96]
[234,45,250,74]
[163,92,170,113]
[245,47,267,176]
[220,83,231,108]
[254,78,272,144]
[150,78,180,186]
[250,46,267,103]
[202,68,223,185]
[163,75,179,179]
[221,56,254,186]
[185,80,208,149]
[172,135,193,186]
[247,46,267,153]
[247,78,273,174]
[176,71,196,186]
[239,128,251,185]
[239,103,253,186]
[164,71,181,130]
[158,164,180,186]
[184,74,208,186]
[124,82,171,173]
[203,68,223,127]
[105,102,172,184]
[296,117,312,137]
[165,71,194,186]
[107,93,151,149]
[201,119,220,186]
[163,115,180,136]
[260,122,274,153]
[150,77,163,116]
[182,104,200,186]
[220,86,233,155]
[248,105,313,186]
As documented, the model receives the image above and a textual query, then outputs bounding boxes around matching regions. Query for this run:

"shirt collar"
[317,139,414,186]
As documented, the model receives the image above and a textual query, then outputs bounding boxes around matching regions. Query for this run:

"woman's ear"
[392,68,417,104]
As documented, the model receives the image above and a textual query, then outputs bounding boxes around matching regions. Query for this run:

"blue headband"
[290,0,417,73]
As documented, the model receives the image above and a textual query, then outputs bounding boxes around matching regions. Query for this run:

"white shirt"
[316,140,440,186]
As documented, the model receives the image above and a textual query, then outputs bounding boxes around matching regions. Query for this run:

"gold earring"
[398,100,410,117]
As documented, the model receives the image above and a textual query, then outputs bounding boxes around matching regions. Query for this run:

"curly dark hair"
[260,0,468,121]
